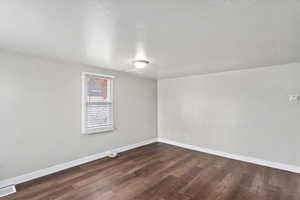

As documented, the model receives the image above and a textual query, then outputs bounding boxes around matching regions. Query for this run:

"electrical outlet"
[289,95,300,103]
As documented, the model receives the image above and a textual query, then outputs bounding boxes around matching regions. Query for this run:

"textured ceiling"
[0,0,299,79]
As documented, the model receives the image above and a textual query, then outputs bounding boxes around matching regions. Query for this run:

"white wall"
[0,51,157,180]
[158,63,300,167]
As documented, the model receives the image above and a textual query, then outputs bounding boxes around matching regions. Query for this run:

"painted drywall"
[0,51,157,180]
[158,63,300,167]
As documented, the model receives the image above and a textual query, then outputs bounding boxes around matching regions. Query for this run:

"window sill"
[82,127,115,135]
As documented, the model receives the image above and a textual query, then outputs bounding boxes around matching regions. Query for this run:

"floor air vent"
[0,185,16,197]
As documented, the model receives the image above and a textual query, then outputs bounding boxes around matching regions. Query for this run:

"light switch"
[289,95,300,102]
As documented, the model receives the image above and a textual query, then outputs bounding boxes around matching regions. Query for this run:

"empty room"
[0,0,300,199]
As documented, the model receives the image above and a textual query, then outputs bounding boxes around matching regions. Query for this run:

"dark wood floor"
[3,143,300,200]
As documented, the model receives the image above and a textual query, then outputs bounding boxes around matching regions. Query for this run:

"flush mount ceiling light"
[133,59,150,69]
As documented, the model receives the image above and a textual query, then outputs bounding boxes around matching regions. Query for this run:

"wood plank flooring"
[3,142,300,200]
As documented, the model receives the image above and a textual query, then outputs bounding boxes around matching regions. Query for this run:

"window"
[82,72,114,134]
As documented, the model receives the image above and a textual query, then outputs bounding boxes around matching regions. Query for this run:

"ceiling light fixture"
[133,59,150,69]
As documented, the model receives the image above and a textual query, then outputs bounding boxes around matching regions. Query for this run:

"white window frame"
[81,72,114,134]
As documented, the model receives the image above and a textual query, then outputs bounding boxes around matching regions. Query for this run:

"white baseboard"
[113,138,157,153]
[2,136,298,195]
[0,138,157,190]
[158,138,300,174]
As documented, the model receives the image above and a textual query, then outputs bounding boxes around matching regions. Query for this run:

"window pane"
[86,103,113,130]
[82,73,113,134]
[87,76,109,102]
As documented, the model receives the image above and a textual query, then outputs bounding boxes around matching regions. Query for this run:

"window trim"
[81,72,115,134]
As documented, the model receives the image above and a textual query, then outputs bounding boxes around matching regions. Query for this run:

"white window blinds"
[82,72,114,134]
